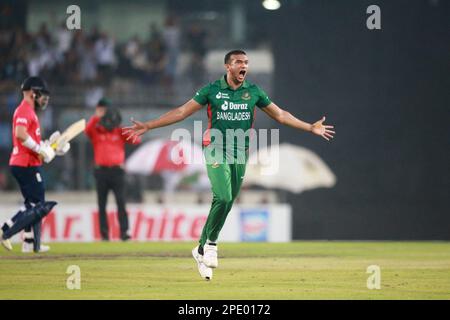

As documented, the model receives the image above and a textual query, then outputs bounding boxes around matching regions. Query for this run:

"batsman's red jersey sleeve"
[9,99,42,167]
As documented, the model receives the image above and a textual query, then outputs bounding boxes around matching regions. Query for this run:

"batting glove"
[48,131,71,156]
[55,140,70,156]
[38,141,56,163]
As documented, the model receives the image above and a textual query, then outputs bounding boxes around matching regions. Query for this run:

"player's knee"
[34,201,58,218]
[216,194,233,206]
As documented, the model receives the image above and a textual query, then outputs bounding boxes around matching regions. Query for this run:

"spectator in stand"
[78,36,98,82]
[0,23,211,88]
[1,28,29,83]
[162,16,180,88]
[35,23,51,54]
[186,23,208,86]
[149,23,162,44]
[145,31,167,84]
[94,32,116,85]
[54,21,73,57]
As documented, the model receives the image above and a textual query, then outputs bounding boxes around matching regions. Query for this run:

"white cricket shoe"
[0,229,13,251]
[39,244,51,253]
[22,242,50,253]
[192,246,212,281]
[203,243,218,268]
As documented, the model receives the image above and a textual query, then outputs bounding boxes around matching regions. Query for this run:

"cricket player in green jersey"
[123,50,335,281]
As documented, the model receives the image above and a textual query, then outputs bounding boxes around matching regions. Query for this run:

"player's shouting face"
[225,53,249,85]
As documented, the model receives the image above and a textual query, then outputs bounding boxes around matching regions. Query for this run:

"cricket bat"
[51,119,86,149]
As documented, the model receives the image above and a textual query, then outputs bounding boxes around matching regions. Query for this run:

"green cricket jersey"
[193,75,272,155]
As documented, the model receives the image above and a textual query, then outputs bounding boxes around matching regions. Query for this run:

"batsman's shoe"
[22,242,50,253]
[192,246,212,281]
[203,243,218,268]
[0,229,12,251]
[39,244,50,252]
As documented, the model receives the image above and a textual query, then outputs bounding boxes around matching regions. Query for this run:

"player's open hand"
[122,119,149,143]
[311,116,335,141]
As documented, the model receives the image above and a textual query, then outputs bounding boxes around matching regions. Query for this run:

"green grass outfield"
[0,241,449,300]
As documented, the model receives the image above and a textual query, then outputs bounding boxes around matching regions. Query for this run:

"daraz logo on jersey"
[221,101,228,111]
[216,92,230,99]
[221,101,248,111]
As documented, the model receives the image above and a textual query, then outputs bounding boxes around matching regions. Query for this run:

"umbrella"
[244,143,336,193]
[125,139,208,192]
[125,139,205,175]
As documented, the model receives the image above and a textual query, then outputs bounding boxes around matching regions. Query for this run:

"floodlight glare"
[262,0,281,11]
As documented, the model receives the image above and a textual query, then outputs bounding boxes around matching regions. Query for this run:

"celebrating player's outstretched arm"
[123,100,335,142]
[122,99,202,143]
[261,102,335,141]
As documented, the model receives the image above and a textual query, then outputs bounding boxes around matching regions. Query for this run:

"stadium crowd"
[0,17,208,89]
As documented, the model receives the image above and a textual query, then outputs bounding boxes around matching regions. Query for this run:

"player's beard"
[35,94,49,111]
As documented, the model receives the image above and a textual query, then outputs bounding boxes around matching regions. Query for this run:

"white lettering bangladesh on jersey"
[216,111,251,121]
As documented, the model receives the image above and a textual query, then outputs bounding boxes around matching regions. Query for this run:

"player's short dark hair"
[224,50,247,64]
